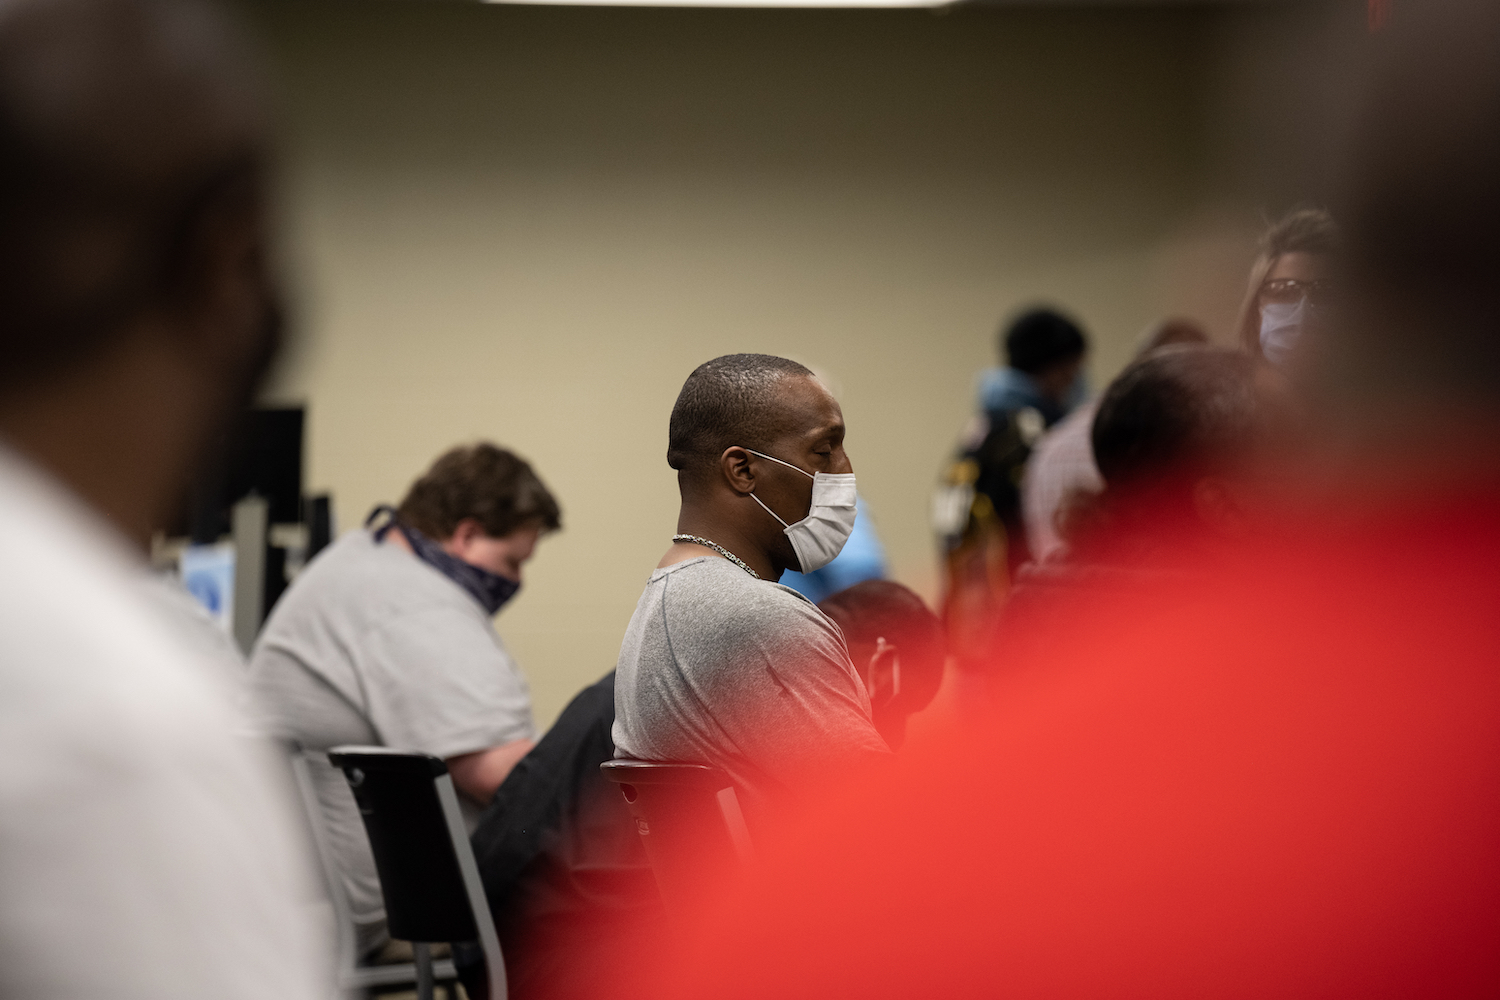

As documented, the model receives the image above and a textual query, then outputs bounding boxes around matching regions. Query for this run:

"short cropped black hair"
[1002,308,1089,374]
[398,442,561,541]
[667,353,814,477]
[1091,346,1262,489]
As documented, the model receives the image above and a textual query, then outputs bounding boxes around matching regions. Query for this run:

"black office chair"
[329,747,507,1000]
[599,760,753,915]
[286,747,461,998]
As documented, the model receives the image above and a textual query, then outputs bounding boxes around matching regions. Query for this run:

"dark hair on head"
[817,579,946,716]
[667,353,815,478]
[0,0,269,391]
[398,442,561,541]
[1091,346,1264,490]
[1001,308,1089,374]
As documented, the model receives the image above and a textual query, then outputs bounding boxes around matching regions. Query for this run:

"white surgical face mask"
[743,448,857,573]
[1259,299,1307,367]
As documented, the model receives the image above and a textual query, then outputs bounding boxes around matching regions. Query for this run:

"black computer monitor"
[187,406,304,543]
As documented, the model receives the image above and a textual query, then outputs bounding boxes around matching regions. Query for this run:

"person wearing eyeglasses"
[1235,208,1339,366]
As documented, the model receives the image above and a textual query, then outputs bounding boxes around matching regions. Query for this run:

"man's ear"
[1193,477,1250,539]
[719,446,756,495]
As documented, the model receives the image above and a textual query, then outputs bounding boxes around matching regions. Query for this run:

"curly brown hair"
[397,442,561,541]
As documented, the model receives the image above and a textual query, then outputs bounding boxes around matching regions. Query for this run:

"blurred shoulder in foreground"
[0,0,324,997]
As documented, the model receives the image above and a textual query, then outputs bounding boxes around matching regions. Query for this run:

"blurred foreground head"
[816,580,945,749]
[0,0,275,544]
[1328,0,1500,459]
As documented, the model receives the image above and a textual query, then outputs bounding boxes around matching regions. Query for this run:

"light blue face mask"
[1259,299,1308,367]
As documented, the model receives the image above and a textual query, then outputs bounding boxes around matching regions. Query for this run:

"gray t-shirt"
[248,529,536,954]
[612,557,889,805]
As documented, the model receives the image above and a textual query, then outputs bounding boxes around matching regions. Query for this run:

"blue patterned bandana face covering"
[366,506,520,615]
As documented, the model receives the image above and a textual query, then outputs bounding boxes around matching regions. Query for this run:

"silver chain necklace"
[672,534,761,580]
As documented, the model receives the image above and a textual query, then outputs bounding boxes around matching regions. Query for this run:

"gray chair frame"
[324,746,506,1000]
[288,749,461,998]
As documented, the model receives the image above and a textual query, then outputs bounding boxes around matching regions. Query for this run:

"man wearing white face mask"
[612,354,890,808]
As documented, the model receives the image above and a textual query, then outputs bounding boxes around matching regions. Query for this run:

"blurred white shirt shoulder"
[0,444,326,1000]
[138,571,247,678]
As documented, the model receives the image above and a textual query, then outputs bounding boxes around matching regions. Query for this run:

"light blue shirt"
[976,366,1089,427]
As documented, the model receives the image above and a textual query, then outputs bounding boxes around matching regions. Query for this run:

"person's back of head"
[398,442,562,542]
[0,0,275,543]
[1086,346,1284,551]
[816,580,945,750]
[1000,308,1089,403]
[668,353,818,489]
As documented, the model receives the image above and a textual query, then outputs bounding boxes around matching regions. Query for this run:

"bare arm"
[446,739,535,806]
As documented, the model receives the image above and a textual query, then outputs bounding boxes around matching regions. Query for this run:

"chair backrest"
[289,747,464,996]
[598,760,753,914]
[328,746,507,1000]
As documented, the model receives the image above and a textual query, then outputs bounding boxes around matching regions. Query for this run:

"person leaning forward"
[612,354,890,815]
[249,442,559,957]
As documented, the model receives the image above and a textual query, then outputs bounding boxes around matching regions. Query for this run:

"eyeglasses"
[1259,277,1333,306]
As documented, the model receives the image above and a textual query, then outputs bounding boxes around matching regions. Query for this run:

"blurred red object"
[651,491,1500,999]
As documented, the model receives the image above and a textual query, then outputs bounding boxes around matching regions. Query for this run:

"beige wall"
[249,0,1264,727]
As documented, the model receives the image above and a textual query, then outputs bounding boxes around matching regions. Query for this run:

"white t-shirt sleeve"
[0,705,326,1000]
[358,605,537,759]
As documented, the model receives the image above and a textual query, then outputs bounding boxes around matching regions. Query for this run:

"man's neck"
[664,511,780,581]
[0,348,205,551]
[382,527,414,553]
